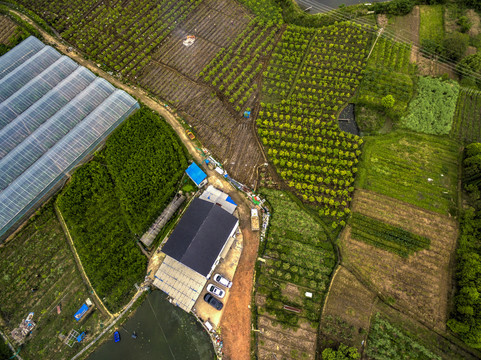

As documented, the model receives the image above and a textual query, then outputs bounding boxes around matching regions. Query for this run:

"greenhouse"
[0,36,139,241]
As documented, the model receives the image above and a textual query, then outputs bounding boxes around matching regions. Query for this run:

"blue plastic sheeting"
[74,304,89,321]
[185,162,207,187]
[0,37,139,240]
[77,332,86,342]
[225,196,237,206]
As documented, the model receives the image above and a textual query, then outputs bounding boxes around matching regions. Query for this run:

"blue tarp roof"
[74,304,88,321]
[185,162,207,187]
[77,332,85,342]
[226,196,237,206]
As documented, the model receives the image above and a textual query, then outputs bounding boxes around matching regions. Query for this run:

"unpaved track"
[11,10,259,359]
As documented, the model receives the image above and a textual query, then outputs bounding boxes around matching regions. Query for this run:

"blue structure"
[185,162,207,187]
[74,304,89,321]
[77,332,85,342]
[243,111,251,118]
[226,196,237,206]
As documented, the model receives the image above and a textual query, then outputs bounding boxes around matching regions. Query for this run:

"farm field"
[367,314,441,360]
[0,14,18,44]
[356,131,459,214]
[355,36,415,132]
[419,5,444,43]
[200,18,279,114]
[318,266,376,352]
[57,108,186,312]
[340,189,458,331]
[255,188,335,359]
[257,22,370,224]
[137,0,266,186]
[0,203,108,360]
[451,88,481,143]
[17,0,202,77]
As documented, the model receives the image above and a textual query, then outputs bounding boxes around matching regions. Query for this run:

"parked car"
[207,283,225,298]
[204,294,223,310]
[213,273,232,288]
[186,129,195,140]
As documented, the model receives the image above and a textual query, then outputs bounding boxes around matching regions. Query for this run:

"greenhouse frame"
[0,36,140,241]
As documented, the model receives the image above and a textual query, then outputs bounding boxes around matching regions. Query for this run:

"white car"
[213,273,232,288]
[207,284,225,299]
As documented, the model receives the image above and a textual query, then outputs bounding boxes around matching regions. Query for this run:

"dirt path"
[220,210,259,360]
[12,9,260,359]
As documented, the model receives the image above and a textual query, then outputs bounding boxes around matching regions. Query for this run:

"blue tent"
[185,163,207,187]
[77,332,86,342]
[74,304,88,321]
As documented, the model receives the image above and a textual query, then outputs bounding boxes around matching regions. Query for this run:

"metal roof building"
[185,162,207,187]
[199,185,237,214]
[154,198,239,312]
[0,37,139,241]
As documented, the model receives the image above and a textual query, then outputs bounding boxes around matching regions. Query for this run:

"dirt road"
[12,10,260,359]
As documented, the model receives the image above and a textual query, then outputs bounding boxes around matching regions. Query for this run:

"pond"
[87,291,214,360]
[338,103,360,136]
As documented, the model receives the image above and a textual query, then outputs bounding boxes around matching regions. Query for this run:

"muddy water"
[87,291,214,360]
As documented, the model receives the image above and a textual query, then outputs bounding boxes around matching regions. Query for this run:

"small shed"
[74,304,88,322]
[185,162,207,187]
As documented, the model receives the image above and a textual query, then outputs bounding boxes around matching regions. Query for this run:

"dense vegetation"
[401,77,460,135]
[235,0,282,23]
[355,37,415,132]
[258,22,370,225]
[0,202,107,359]
[16,0,201,76]
[57,108,186,311]
[322,343,360,360]
[57,161,147,311]
[448,143,481,348]
[256,188,335,329]
[200,18,279,114]
[356,131,458,213]
[451,88,481,143]
[367,315,441,360]
[350,212,430,258]
[105,108,188,235]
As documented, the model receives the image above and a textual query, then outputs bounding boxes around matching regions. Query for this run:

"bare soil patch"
[319,266,376,351]
[257,316,317,360]
[137,0,264,186]
[0,15,18,44]
[220,201,260,360]
[387,5,420,44]
[467,9,481,37]
[341,190,458,332]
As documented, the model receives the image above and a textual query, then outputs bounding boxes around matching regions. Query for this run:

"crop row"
[19,0,200,77]
[255,189,335,329]
[200,18,279,113]
[451,87,481,143]
[350,212,430,258]
[368,37,416,75]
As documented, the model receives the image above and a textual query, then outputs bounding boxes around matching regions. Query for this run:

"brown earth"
[320,266,376,351]
[340,190,458,332]
[0,15,18,44]
[220,201,259,360]
[467,9,481,37]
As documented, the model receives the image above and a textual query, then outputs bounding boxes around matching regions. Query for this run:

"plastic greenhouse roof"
[0,37,139,238]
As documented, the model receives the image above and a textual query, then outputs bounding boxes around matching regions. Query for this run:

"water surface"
[88,291,214,360]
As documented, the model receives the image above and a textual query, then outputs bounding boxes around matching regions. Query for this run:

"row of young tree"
[448,143,481,349]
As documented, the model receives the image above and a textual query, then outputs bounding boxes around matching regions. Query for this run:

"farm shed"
[0,36,139,242]
[185,162,207,187]
[153,198,239,312]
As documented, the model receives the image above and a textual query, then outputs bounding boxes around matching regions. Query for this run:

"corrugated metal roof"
[185,162,207,186]
[153,256,207,312]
